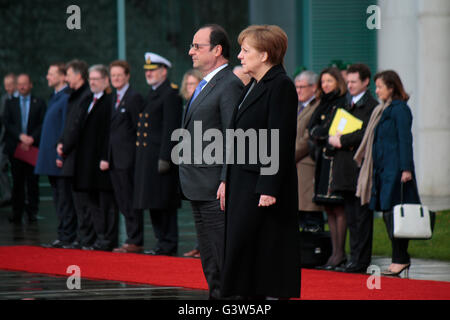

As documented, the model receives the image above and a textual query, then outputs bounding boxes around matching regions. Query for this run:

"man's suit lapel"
[183,67,228,127]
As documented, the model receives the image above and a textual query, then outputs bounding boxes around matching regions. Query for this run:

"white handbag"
[393,183,433,239]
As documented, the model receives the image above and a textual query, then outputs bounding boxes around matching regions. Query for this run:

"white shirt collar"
[352,91,366,105]
[93,91,104,100]
[203,63,228,85]
[55,85,68,95]
[116,83,129,98]
[302,95,315,108]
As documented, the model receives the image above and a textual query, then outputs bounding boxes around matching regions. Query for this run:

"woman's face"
[375,78,393,101]
[237,38,266,78]
[321,73,337,94]
[185,75,200,100]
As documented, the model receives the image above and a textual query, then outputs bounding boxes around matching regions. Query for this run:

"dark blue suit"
[35,87,77,243]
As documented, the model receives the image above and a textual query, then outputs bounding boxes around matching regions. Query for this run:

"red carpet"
[0,245,449,300]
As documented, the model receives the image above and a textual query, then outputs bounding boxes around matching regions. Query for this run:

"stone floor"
[0,180,448,300]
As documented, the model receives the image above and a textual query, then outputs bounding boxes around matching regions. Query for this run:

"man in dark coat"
[3,73,46,224]
[107,60,145,253]
[328,64,378,273]
[68,64,118,251]
[134,52,182,256]
[36,63,77,248]
[57,59,94,249]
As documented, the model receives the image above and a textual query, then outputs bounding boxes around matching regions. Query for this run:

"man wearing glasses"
[179,24,243,300]
[294,70,325,235]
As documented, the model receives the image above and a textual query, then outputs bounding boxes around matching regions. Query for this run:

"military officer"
[134,52,182,255]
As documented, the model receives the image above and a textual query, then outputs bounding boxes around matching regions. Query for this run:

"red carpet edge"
[0,245,449,300]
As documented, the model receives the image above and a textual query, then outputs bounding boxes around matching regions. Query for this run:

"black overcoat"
[331,90,378,192]
[71,91,113,192]
[221,65,301,298]
[133,80,182,210]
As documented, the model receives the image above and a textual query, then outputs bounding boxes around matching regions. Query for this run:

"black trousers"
[86,190,119,249]
[48,176,77,243]
[110,168,144,246]
[344,192,374,266]
[10,158,39,220]
[190,199,224,300]
[71,188,96,247]
[298,210,324,230]
[149,207,178,253]
[382,211,411,264]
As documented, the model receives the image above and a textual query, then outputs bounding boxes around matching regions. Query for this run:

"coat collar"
[233,64,286,122]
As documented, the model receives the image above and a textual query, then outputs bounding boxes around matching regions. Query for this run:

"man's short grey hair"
[89,64,109,79]
[295,70,318,85]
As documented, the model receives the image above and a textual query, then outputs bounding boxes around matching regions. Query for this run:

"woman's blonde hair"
[238,25,288,66]
[180,69,203,100]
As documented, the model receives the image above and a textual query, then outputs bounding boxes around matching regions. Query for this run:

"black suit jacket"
[3,96,47,157]
[60,82,91,176]
[108,86,144,170]
[71,91,113,191]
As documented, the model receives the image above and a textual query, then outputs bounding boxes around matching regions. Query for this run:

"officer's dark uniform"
[133,77,182,255]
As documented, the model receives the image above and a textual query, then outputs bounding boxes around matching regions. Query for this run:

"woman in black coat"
[218,25,300,299]
[307,67,348,270]
[355,70,420,277]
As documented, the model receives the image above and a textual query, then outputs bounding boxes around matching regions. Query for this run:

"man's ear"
[363,78,370,88]
[214,44,223,57]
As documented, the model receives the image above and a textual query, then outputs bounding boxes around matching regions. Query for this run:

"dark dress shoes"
[335,262,369,273]
[42,240,67,248]
[63,241,81,249]
[144,248,177,256]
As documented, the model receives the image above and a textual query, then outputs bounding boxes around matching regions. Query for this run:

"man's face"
[347,72,369,97]
[189,27,216,74]
[46,66,65,89]
[3,77,16,95]
[17,75,32,96]
[88,70,109,94]
[295,79,316,103]
[110,66,130,90]
[66,67,82,89]
[145,67,167,87]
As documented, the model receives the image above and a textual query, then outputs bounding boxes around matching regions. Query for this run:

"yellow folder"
[328,108,363,136]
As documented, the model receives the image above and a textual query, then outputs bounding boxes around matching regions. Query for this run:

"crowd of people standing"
[0,23,420,299]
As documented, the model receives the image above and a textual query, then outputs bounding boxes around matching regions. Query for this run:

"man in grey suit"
[179,24,243,299]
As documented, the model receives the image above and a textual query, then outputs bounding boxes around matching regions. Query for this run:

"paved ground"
[0,180,448,300]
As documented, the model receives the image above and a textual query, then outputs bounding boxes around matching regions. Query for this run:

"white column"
[417,0,450,196]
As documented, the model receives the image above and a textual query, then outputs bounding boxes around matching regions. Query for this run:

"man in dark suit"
[107,60,145,253]
[57,59,94,249]
[68,64,118,251]
[134,52,182,256]
[179,24,243,299]
[328,63,378,273]
[0,73,18,206]
[3,73,46,223]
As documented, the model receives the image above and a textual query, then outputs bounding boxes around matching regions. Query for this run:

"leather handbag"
[391,182,435,240]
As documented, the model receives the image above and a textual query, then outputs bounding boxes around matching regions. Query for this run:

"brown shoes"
[113,243,144,253]
[183,249,201,258]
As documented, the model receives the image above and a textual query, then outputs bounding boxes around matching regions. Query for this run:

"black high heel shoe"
[316,258,347,271]
[381,264,411,277]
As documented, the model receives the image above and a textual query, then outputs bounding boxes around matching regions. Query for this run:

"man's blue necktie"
[186,79,207,114]
[20,96,29,133]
